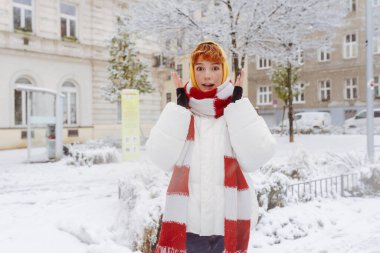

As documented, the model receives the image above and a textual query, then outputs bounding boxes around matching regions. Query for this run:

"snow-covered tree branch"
[125,0,348,76]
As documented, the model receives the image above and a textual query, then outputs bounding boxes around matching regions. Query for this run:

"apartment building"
[157,1,380,128]
[0,0,161,149]
[249,0,380,127]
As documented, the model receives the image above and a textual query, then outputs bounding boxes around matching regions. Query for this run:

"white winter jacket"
[146,98,276,236]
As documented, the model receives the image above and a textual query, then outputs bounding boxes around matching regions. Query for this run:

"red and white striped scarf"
[185,79,234,118]
[155,81,252,253]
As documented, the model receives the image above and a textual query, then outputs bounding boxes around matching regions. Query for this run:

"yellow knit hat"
[189,41,229,89]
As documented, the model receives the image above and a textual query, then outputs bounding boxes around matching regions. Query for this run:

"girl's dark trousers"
[186,232,224,253]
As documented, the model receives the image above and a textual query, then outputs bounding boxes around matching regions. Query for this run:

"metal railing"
[285,173,359,199]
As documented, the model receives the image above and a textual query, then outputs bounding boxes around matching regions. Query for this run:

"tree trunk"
[226,0,240,80]
[287,63,294,143]
[241,54,246,69]
[281,104,286,136]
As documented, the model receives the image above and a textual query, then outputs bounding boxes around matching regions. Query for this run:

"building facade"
[249,0,380,127]
[158,1,380,128]
[0,0,161,150]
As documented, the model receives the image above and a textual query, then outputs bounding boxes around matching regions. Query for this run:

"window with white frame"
[166,92,172,103]
[343,33,358,59]
[293,82,305,103]
[256,57,272,70]
[374,76,380,98]
[177,37,183,49]
[319,80,331,101]
[257,86,272,105]
[14,77,33,125]
[60,3,77,39]
[296,48,304,65]
[318,47,331,62]
[344,77,358,100]
[176,64,183,78]
[347,0,356,11]
[13,0,33,32]
[165,39,171,50]
[62,82,78,125]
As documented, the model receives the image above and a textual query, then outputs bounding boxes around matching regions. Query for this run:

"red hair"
[191,42,225,64]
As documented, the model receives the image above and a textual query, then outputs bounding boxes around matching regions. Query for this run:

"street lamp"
[366,0,375,163]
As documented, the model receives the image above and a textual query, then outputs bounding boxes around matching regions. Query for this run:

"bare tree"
[125,0,347,79]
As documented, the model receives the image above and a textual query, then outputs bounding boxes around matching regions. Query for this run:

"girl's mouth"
[202,83,215,87]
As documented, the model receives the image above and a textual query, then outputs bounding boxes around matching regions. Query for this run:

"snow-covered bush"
[64,142,120,166]
[115,162,168,252]
[255,150,314,213]
[256,149,369,211]
[358,165,380,195]
[255,170,290,212]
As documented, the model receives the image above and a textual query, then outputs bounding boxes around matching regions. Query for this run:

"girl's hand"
[234,69,244,87]
[171,71,184,88]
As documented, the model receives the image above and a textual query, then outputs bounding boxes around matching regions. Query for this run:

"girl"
[146,41,276,253]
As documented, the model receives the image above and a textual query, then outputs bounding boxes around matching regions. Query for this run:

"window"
[14,77,33,125]
[374,37,380,54]
[347,0,356,11]
[257,86,272,105]
[256,57,272,70]
[355,111,366,119]
[344,77,358,100]
[296,48,304,65]
[318,47,331,62]
[165,39,171,50]
[166,92,172,103]
[13,0,33,32]
[177,37,183,49]
[343,33,358,59]
[60,3,77,39]
[62,82,78,125]
[375,76,380,98]
[345,109,357,119]
[319,80,331,101]
[176,64,183,78]
[293,82,305,103]
[68,129,79,137]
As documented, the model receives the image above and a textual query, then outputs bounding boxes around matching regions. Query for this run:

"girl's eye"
[196,66,204,71]
[212,66,220,71]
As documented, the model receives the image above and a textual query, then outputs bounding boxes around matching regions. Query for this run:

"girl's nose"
[204,69,211,79]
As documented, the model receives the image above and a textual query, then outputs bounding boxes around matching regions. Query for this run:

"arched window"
[14,77,32,125]
[62,81,78,125]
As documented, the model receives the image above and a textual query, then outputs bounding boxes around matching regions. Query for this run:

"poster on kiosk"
[121,89,140,161]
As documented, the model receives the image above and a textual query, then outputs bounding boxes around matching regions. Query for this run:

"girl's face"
[194,56,223,92]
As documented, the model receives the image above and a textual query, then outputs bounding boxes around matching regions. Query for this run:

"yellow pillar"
[121,89,140,161]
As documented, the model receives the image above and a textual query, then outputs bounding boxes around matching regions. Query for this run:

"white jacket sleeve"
[224,98,276,173]
[146,102,192,172]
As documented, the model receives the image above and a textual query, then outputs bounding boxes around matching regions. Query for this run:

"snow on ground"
[0,134,380,253]
[0,149,138,253]
[251,197,380,253]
